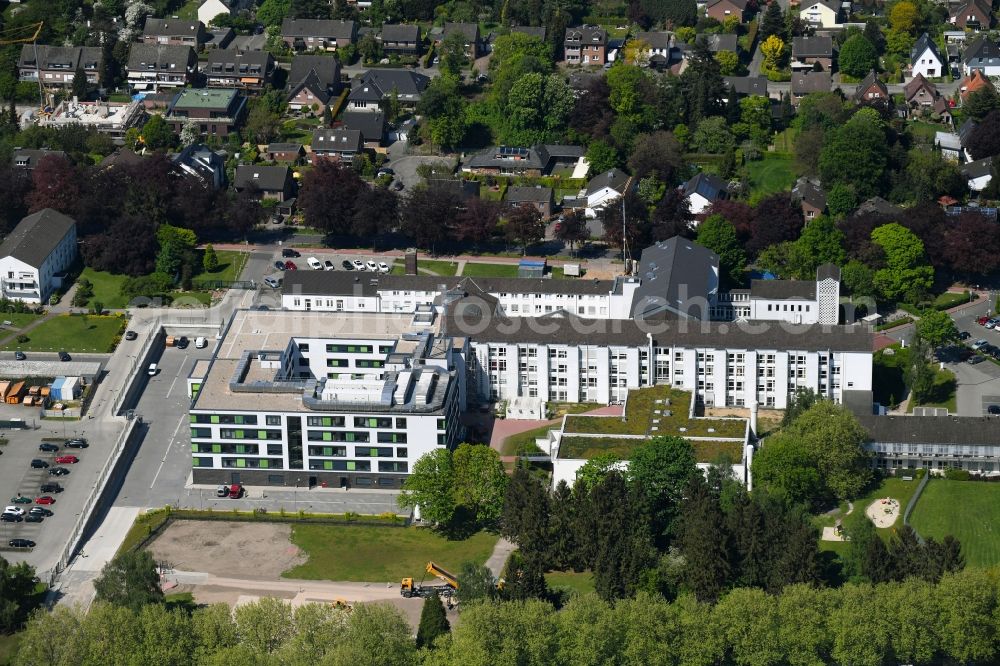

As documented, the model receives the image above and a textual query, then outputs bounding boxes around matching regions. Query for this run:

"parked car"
[34,496,55,505]
[285,261,297,270]
[264,276,281,289]
[353,259,365,271]
[959,331,971,340]
[147,363,158,376]
[54,455,78,465]
[377,167,394,177]
[8,539,35,548]
[39,443,59,452]
[972,339,989,350]
[324,260,335,271]
[968,355,985,364]
[0,514,21,523]
[30,459,48,469]
[48,467,70,476]
[342,260,354,270]
[281,248,301,258]
[176,336,189,349]
[40,483,63,493]
[24,513,43,523]
[124,330,138,341]
[307,257,323,270]
[4,506,25,515]
[366,260,378,272]
[987,318,1000,329]
[29,507,52,516]
[378,262,390,273]
[14,350,25,360]
[228,483,244,499]
[216,484,230,497]
[58,351,71,362]
[978,316,990,326]
[64,438,88,448]
[274,261,286,271]
[989,405,1000,415]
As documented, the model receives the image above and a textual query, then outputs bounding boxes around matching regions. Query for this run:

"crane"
[0,22,45,115]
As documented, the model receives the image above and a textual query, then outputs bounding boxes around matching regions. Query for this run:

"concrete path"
[484,538,516,577]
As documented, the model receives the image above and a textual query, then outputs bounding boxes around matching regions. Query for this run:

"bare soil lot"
[147,521,306,579]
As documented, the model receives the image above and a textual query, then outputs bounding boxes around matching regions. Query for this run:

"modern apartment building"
[165,88,247,137]
[188,309,465,488]
[126,44,198,92]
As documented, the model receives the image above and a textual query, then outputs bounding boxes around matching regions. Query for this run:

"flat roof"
[173,87,239,109]
[0,360,102,379]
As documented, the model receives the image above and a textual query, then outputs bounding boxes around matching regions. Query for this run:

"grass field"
[816,476,924,561]
[390,259,458,276]
[78,268,129,309]
[545,570,595,594]
[746,154,795,196]
[283,525,498,581]
[193,250,249,284]
[1,314,125,353]
[500,424,553,456]
[461,262,521,278]
[0,313,43,330]
[910,479,1000,568]
[0,633,21,666]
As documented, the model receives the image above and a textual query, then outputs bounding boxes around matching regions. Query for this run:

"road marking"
[150,414,188,489]
[168,356,190,397]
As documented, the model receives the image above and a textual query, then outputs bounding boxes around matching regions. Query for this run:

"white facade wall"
[800,3,839,27]
[0,225,76,304]
[912,46,945,78]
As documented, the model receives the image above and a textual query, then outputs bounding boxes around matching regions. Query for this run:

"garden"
[910,478,1000,568]
[1,314,126,353]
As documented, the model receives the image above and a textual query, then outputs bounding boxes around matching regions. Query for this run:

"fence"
[191,279,256,291]
[111,320,163,417]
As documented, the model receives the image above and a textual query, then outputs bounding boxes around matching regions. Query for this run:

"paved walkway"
[484,538,516,577]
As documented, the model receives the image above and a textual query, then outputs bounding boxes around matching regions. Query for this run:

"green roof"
[174,88,239,109]
[560,436,744,463]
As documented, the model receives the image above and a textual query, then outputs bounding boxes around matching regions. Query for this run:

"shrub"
[944,468,971,481]
[16,334,28,343]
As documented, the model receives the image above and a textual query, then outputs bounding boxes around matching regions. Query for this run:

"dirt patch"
[866,497,901,528]
[147,521,307,580]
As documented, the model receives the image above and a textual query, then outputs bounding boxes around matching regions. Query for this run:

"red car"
[34,496,55,505]
[284,261,297,270]
[978,316,990,326]
[54,455,79,464]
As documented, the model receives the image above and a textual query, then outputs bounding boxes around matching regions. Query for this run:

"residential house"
[950,0,992,30]
[379,24,421,56]
[911,33,945,78]
[141,17,207,48]
[683,172,729,216]
[511,26,546,40]
[126,44,198,93]
[99,148,145,172]
[853,70,889,104]
[701,34,739,54]
[635,31,672,63]
[229,33,267,52]
[790,70,832,105]
[265,142,305,163]
[958,68,994,101]
[462,144,586,177]
[799,0,841,28]
[172,143,227,189]
[11,148,68,172]
[958,118,979,162]
[286,54,341,112]
[341,111,386,149]
[18,45,101,88]
[203,50,274,91]
[347,69,430,111]
[903,73,951,120]
[311,128,363,164]
[442,22,481,59]
[506,186,555,218]
[564,26,607,66]
[204,27,236,49]
[234,165,295,202]
[935,132,962,161]
[962,37,1000,76]
[165,87,247,137]
[281,18,357,51]
[792,178,826,220]
[706,0,749,23]
[792,35,834,71]
[722,75,769,101]
[584,168,633,217]
[428,178,481,200]
[0,209,76,304]
[198,0,252,26]
[961,156,993,192]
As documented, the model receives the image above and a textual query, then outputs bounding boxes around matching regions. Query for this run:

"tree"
[258,0,292,26]
[751,432,823,506]
[585,140,621,175]
[759,1,786,41]
[452,443,508,526]
[155,224,198,277]
[692,116,735,154]
[417,74,467,149]
[358,32,382,63]
[627,130,683,181]
[906,335,936,405]
[819,108,888,200]
[838,35,877,79]
[628,436,698,547]
[870,222,934,302]
[652,188,694,240]
[889,1,919,33]
[93,550,164,611]
[553,210,589,255]
[761,35,787,71]
[202,244,219,273]
[139,114,174,151]
[439,31,469,76]
[967,109,1000,160]
[715,50,739,75]
[504,204,545,254]
[501,549,550,601]
[26,154,83,216]
[501,467,551,561]
[901,147,967,202]
[298,159,365,236]
[398,448,456,524]
[0,556,37,632]
[963,88,1000,123]
[795,215,846,275]
[416,593,451,649]
[679,476,732,602]
[71,66,89,100]
[326,603,416,666]
[826,182,859,218]
[697,214,746,287]
[454,562,501,605]
[916,310,959,348]
[245,104,282,145]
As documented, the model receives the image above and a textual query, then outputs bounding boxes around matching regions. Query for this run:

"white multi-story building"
[188,308,465,489]
[0,209,77,304]
[862,414,1000,476]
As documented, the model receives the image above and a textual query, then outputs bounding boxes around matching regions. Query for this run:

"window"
[379,461,408,473]
[265,415,281,426]
[395,418,407,429]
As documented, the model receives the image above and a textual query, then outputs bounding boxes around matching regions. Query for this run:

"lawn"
[461,262,521,278]
[559,436,744,463]
[746,154,795,196]
[193,250,249,285]
[1,314,125,353]
[910,479,1000,568]
[283,525,499,581]
[78,268,129,309]
[174,0,201,19]
[816,476,924,553]
[500,424,553,456]
[390,259,458,277]
[907,366,957,414]
[910,121,943,145]
[0,313,43,330]
[545,570,595,595]
[0,633,21,666]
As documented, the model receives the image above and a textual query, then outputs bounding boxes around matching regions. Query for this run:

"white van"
[307,257,322,270]
[195,337,207,349]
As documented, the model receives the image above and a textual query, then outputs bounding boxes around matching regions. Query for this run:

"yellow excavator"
[400,561,459,599]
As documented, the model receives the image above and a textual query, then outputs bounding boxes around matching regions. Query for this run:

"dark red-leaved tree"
[505,203,545,254]
[26,154,83,217]
[454,197,501,248]
[746,192,803,258]
[554,209,591,255]
[942,212,1000,277]
[651,188,694,241]
[298,159,365,237]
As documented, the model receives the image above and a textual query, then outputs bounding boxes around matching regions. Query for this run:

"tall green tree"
[93,550,164,611]
[439,31,470,76]
[452,443,509,525]
[628,436,697,547]
[398,448,456,524]
[696,214,746,287]
[838,35,878,79]
[819,108,888,200]
[759,1,786,40]
[416,593,451,649]
[71,66,88,100]
[915,309,959,348]
[501,467,551,560]
[678,476,732,602]
[870,222,934,302]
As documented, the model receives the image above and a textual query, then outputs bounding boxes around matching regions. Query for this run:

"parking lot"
[261,248,397,281]
[942,302,1000,417]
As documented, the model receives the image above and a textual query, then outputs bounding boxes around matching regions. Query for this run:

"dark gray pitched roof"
[903,73,938,101]
[380,24,420,42]
[443,22,479,41]
[859,414,1000,446]
[266,142,304,154]
[701,34,738,53]
[963,36,1000,67]
[723,75,768,96]
[506,186,553,203]
[341,110,386,143]
[205,49,272,72]
[816,263,840,281]
[636,31,673,50]
[631,237,719,320]
[281,18,357,40]
[428,179,481,199]
[587,168,631,196]
[791,70,832,94]
[18,45,102,71]
[0,209,75,266]
[853,196,904,218]
[234,165,291,192]
[228,34,267,51]
[12,149,67,169]
[287,69,332,104]
[288,54,341,90]
[127,43,196,71]
[911,33,944,66]
[683,172,729,200]
[143,17,204,38]
[751,279,815,300]
[961,156,994,179]
[958,118,979,144]
[350,69,430,101]
[793,35,834,58]
[792,179,827,210]
[853,70,888,101]
[311,128,363,153]
[565,26,607,45]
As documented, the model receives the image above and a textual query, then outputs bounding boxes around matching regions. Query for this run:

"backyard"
[910,479,1000,568]
[873,344,956,412]
[1,314,125,353]
[283,524,498,581]
[746,154,795,196]
[816,475,924,560]
[544,570,595,595]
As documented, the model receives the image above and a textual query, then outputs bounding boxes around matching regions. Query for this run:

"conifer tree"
[415,593,450,649]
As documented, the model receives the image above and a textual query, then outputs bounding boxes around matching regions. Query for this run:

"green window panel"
[258,430,266,439]
[370,448,377,457]
[323,432,332,441]
[191,444,198,452]
[346,433,355,442]
[212,444,222,453]
[210,415,220,424]
[323,417,332,426]
[236,459,246,468]
[323,447,333,456]
[260,460,269,468]
[324,461,333,470]
[192,458,200,467]
[189,415,197,423]
[347,461,356,471]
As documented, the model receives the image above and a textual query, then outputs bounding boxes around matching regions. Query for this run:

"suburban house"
[281,18,357,51]
[203,50,274,90]
[958,68,995,101]
[949,0,992,30]
[962,37,1000,76]
[429,178,481,200]
[234,165,295,202]
[792,35,834,71]
[265,142,305,163]
[961,156,993,192]
[0,209,76,304]
[584,168,633,217]
[228,33,267,51]
[141,17,207,48]
[706,0,749,23]
[347,69,430,111]
[18,45,101,88]
[564,26,607,66]
[198,0,252,26]
[126,44,198,92]
[165,87,247,136]
[722,75,769,101]
[911,33,946,78]
[701,34,739,54]
[790,70,832,105]
[853,70,889,104]
[12,148,67,171]
[903,73,951,119]
[683,172,729,216]
[286,54,341,112]
[958,118,979,162]
[635,31,673,63]
[462,144,586,177]
[441,22,481,59]
[310,128,364,164]
[204,26,235,49]
[341,111,386,149]
[799,0,841,28]
[935,132,962,161]
[379,24,421,56]
[792,179,827,220]
[172,143,227,189]
[506,186,555,218]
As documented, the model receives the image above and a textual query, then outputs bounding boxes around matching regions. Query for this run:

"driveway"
[385,154,455,191]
